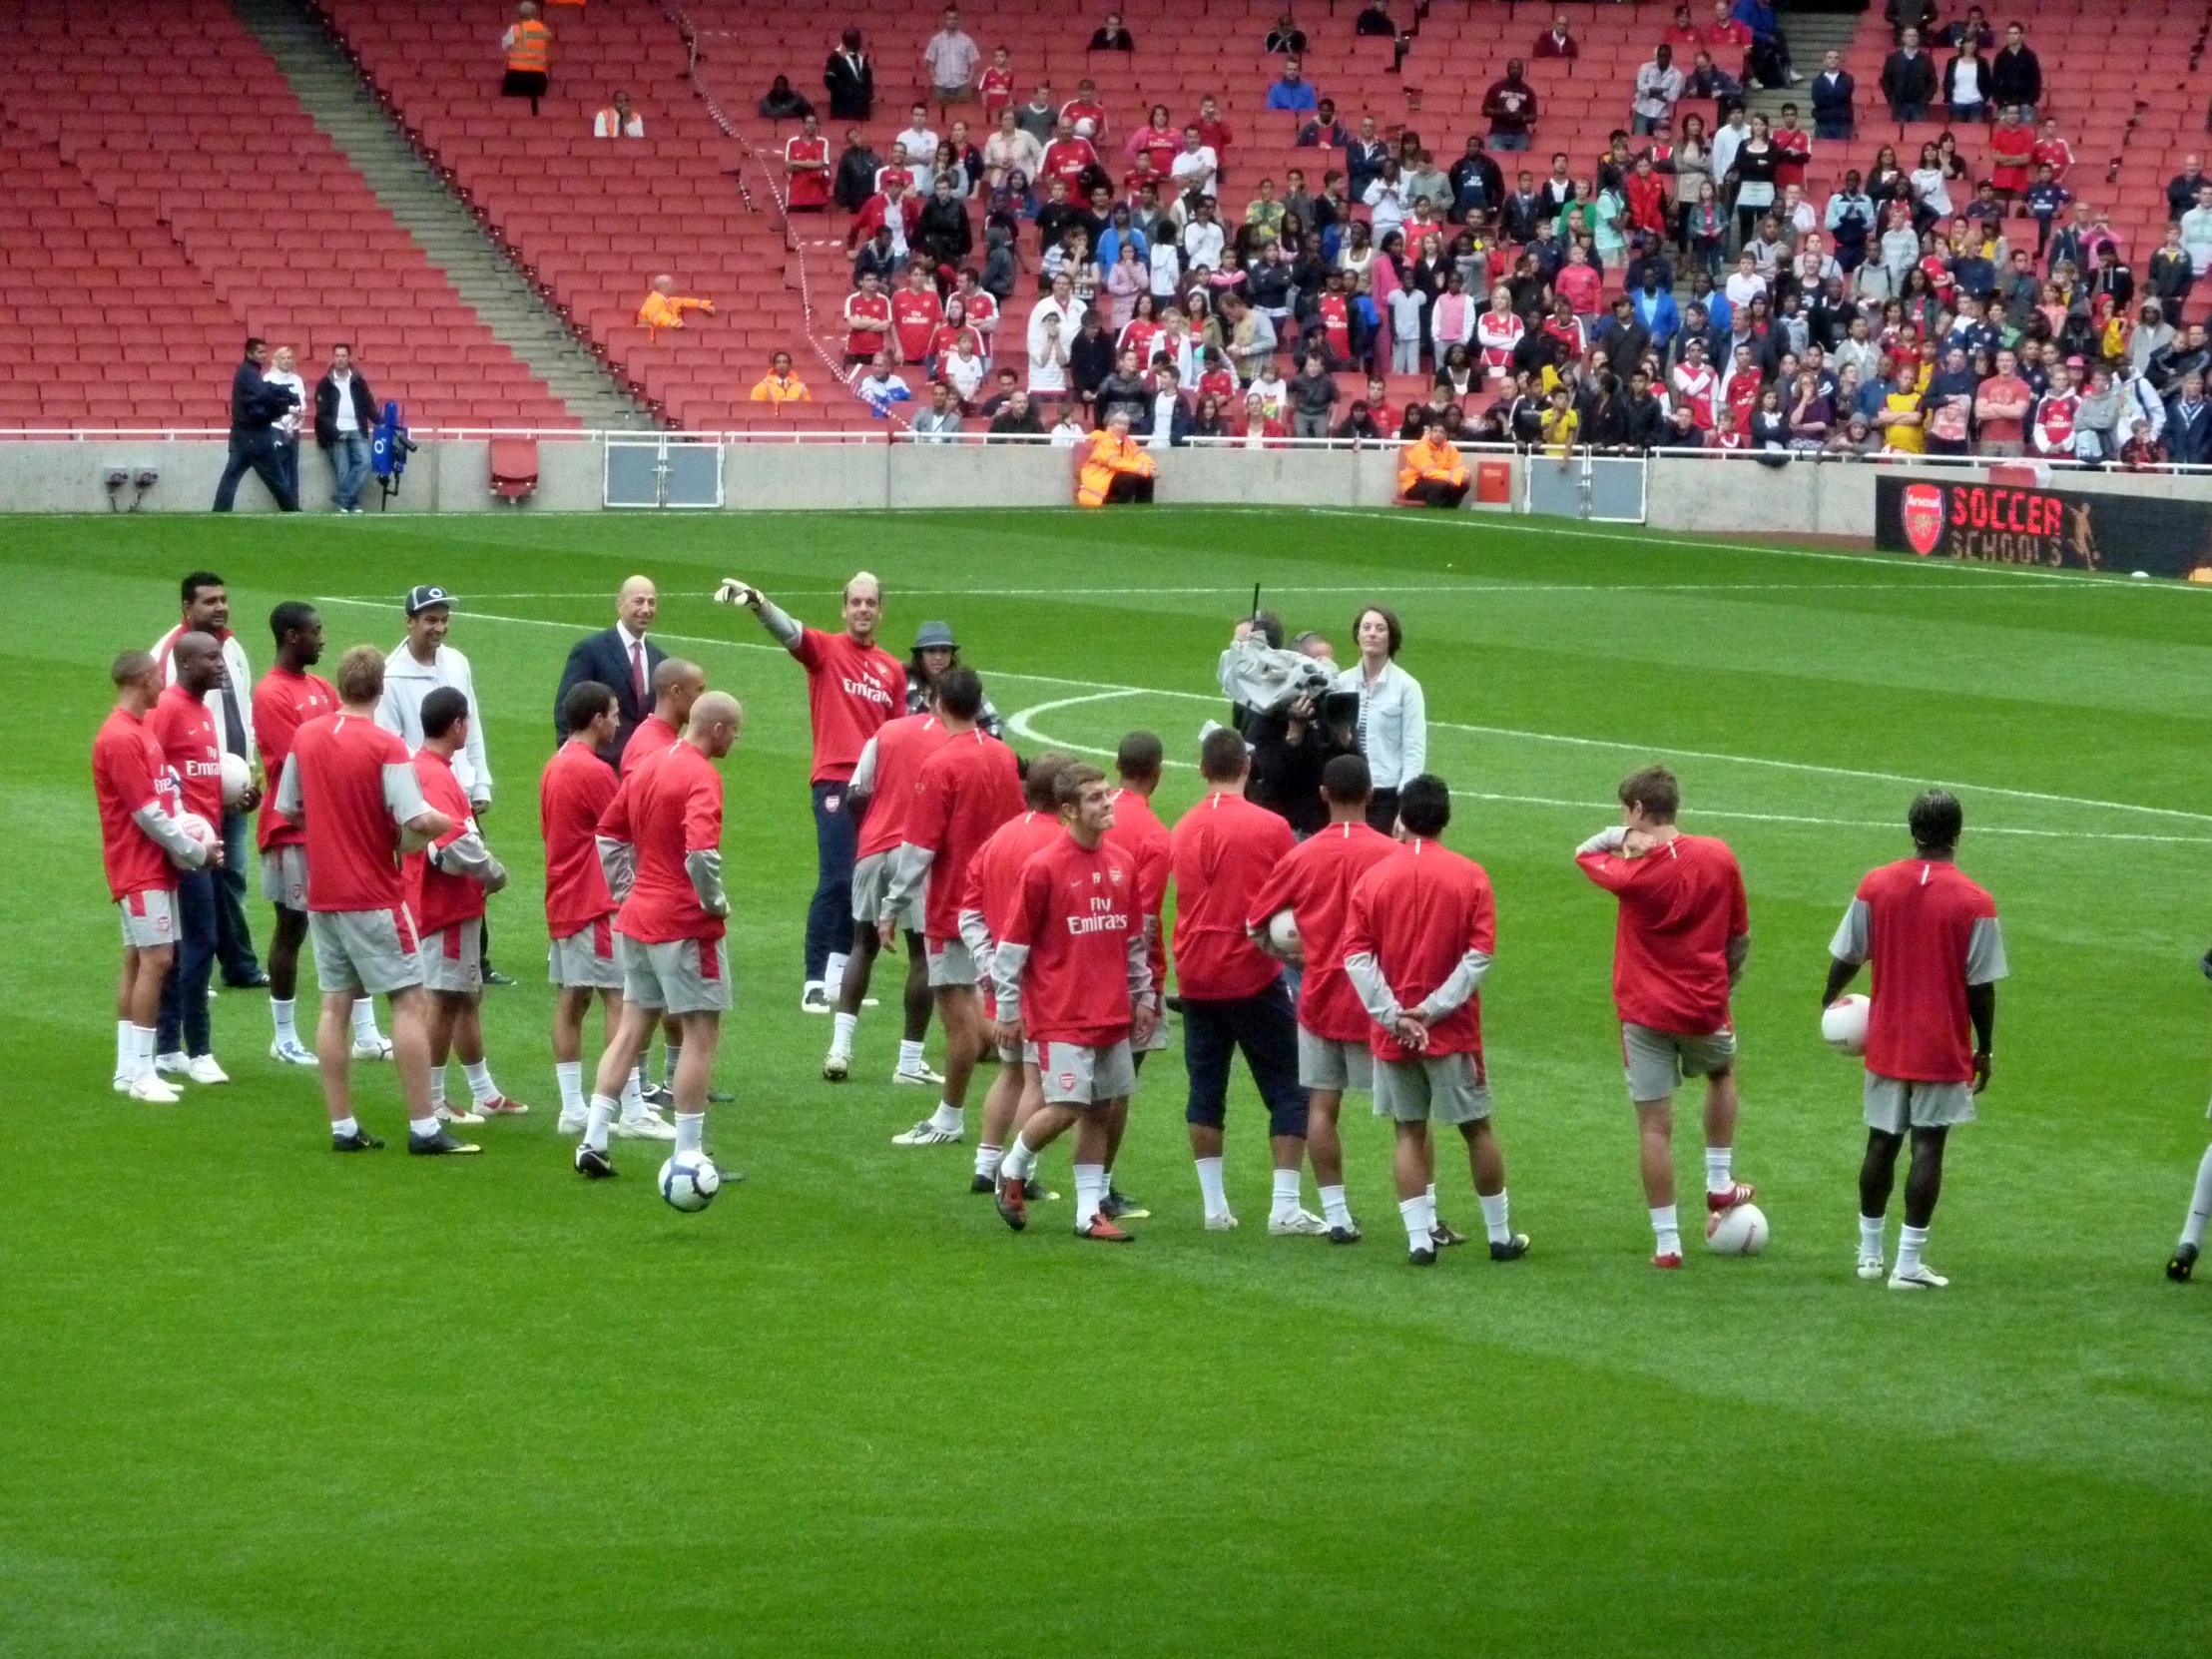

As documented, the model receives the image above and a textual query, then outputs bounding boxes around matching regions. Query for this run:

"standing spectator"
[759,77,813,121]
[923,8,980,106]
[212,337,298,513]
[313,343,376,515]
[917,175,972,267]
[1287,349,1337,437]
[1481,60,1539,154]
[1921,345,1978,455]
[1014,83,1058,147]
[1346,117,1390,200]
[499,1,551,115]
[553,576,666,765]
[1972,347,2031,455]
[785,113,832,212]
[911,382,964,440]
[594,89,644,138]
[2149,227,2195,321]
[1333,606,1425,833]
[1731,115,1780,249]
[1634,47,1685,138]
[2183,188,2212,288]
[1532,11,1577,59]
[1267,58,1320,114]
[1990,23,2040,120]
[1810,50,1854,140]
[833,129,879,212]
[1882,30,1936,123]
[1089,12,1134,51]
[1941,40,1989,124]
[2172,155,2212,223]
[2166,371,2211,463]
[825,29,873,122]
[1027,274,1080,406]
[264,346,305,509]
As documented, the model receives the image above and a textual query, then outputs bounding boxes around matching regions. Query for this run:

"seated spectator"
[1482,60,1539,152]
[1705,0,1753,69]
[1075,409,1158,503]
[853,226,902,286]
[856,352,913,415]
[1050,406,1088,446]
[1532,11,1577,59]
[638,275,714,336]
[988,389,1045,436]
[750,351,812,403]
[1735,0,1795,91]
[1881,29,1936,123]
[1825,410,1882,454]
[1267,58,1321,114]
[500,1,552,116]
[1886,0,1937,43]
[1236,392,1288,446]
[911,383,963,441]
[1355,2,1395,39]
[1298,101,1352,151]
[1287,350,1338,437]
[1267,11,1309,53]
[1089,12,1134,51]
[1334,399,1383,440]
[2119,418,2166,469]
[940,332,989,407]
[594,89,643,138]
[1396,417,1470,505]
[760,76,813,121]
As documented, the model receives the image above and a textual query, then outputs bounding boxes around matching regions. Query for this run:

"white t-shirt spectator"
[266,368,306,439]
[1026,294,1076,391]
[1148,240,1182,297]
[1387,286,1427,341]
[1050,415,1085,447]
[1181,217,1226,270]
[1911,168,1953,219]
[1169,147,1219,195]
[1248,370,1288,417]
[2181,205,2212,273]
[942,347,987,402]
[896,125,941,170]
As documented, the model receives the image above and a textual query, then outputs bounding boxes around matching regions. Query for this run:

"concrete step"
[1740,12,1862,122]
[230,0,652,430]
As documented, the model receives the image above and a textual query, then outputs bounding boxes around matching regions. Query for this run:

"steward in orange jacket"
[1075,410,1157,506]
[639,274,716,336]
[1395,422,1470,508]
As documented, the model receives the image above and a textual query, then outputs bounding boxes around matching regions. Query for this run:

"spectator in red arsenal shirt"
[1343,775,1529,1267]
[1574,767,1755,1272]
[890,263,944,363]
[848,179,922,270]
[1661,4,1703,52]
[1824,789,2006,1291]
[722,573,907,1014]
[842,271,893,365]
[1170,727,1324,1235]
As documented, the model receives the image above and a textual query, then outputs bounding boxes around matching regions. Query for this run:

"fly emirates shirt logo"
[843,672,896,709]
[1066,887,1130,935]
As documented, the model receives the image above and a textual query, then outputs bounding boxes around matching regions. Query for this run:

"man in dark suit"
[212,337,299,512]
[554,576,667,765]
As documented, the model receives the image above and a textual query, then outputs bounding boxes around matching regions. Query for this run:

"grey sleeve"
[1829,897,1871,964]
[1416,948,1492,1022]
[1126,927,1154,1005]
[849,736,881,798]
[993,941,1031,1019]
[881,842,934,918]
[755,599,805,652]
[132,804,207,865]
[596,834,636,902]
[957,906,994,977]
[686,848,730,917]
[380,761,428,824]
[1965,915,2008,984]
[1576,825,1630,856]
[1344,949,1402,1027]
[430,829,503,884]
[275,753,303,819]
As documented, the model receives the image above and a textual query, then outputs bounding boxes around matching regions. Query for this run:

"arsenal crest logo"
[1901,482,1946,557]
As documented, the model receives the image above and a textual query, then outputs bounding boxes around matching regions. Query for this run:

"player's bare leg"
[1457,1117,1527,1261]
[554,985,629,1132]
[1857,1126,1903,1278]
[442,995,524,1119]
[1391,1121,1438,1263]
[116,941,178,1099]
[577,998,664,1175]
[315,991,359,1130]
[669,1010,721,1160]
[265,905,316,1063]
[1635,1096,1683,1267]
[1888,1126,1949,1289]
[1700,1068,1754,1215]
[892,980,978,1145]
[385,985,451,1150]
[645,1011,684,1107]
[1307,1087,1360,1240]
[1413,1124,1467,1248]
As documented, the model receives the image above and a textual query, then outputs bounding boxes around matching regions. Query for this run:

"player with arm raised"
[405,688,527,1126]
[1574,766,1754,1270]
[573,692,746,1179]
[273,646,464,1154]
[1099,731,1173,1220]
[95,650,210,1103]
[989,764,1157,1242]
[715,572,905,1013]
[1343,774,1529,1267]
[1824,789,2005,1290]
[879,669,1022,1147]
[825,694,950,1086]
[1246,754,1401,1243]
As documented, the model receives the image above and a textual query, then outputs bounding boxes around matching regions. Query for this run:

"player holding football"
[990,764,1157,1242]
[273,646,470,1155]
[95,650,215,1103]
[880,670,1022,1147]
[1247,754,1401,1243]
[146,631,242,1085]
[1574,766,1755,1269]
[254,603,391,1066]
[716,573,905,1013]
[574,691,745,1179]
[405,688,528,1125]
[1344,775,1529,1267]
[1170,728,1325,1235]
[1824,790,2006,1290]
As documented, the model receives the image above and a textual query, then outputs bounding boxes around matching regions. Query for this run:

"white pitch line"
[317,580,2113,602]
[317,598,2212,830]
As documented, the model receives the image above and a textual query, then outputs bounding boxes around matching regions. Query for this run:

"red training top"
[147,682,223,824]
[1002,830,1141,1045]
[856,712,949,860]
[406,749,486,933]
[793,627,904,785]
[1246,820,1401,1042]
[1575,831,1747,1035]
[252,665,336,852]
[1169,790,1296,1000]
[93,706,180,899]
[599,742,726,943]
[904,729,1023,939]
[1345,836,1495,1062]
[280,713,421,913]
[1105,786,1173,995]
[539,737,618,938]
[1844,858,2003,1084]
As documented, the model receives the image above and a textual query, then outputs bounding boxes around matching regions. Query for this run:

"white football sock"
[1320,1184,1353,1229]
[1705,1146,1735,1195]
[116,1019,132,1076]
[976,1143,1004,1179]
[1897,1224,1930,1275]
[1400,1195,1429,1252]
[268,999,295,1046]
[1650,1204,1681,1258]
[584,1093,617,1152]
[463,1060,498,1104]
[897,1037,925,1071]
[662,1042,681,1086]
[1196,1155,1228,1216]
[1859,1214,1887,1261]
[1074,1162,1105,1224]
[1420,1192,1438,1238]
[1478,1190,1511,1245]
[928,1102,963,1133]
[1424,1182,1437,1207]
[556,1061,585,1114]
[407,1111,439,1139]
[350,999,381,1043]
[825,952,849,997]
[621,1070,646,1113]
[131,1025,159,1077]
[332,1115,359,1138]
[830,1011,859,1057]
[2183,1145,2212,1249]
[1270,1166,1302,1219]
[675,1111,705,1155]
[428,1067,446,1111]
[1002,1138,1038,1181]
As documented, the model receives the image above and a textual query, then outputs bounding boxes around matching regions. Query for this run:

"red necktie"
[631,640,647,706]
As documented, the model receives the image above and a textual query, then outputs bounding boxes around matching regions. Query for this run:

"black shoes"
[1431,1222,1468,1248]
[1489,1233,1531,1262]
[574,1145,617,1179]
[407,1127,480,1156]
[331,1127,383,1152]
[1328,1223,1363,1244]
[2169,1241,2199,1283]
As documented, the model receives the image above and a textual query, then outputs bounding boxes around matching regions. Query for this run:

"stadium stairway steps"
[1741,12,1860,126]
[230,0,652,430]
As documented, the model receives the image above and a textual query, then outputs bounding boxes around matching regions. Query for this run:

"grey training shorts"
[1037,1038,1136,1106]
[925,934,979,988]
[118,887,177,949]
[1298,1027,1375,1092]
[1622,1022,1737,1104]
[850,850,925,933]
[1375,1051,1492,1125]
[262,845,308,912]
[1864,1072,1975,1133]
[309,904,425,997]
[420,917,483,995]
[548,917,623,990]
[619,932,732,1016]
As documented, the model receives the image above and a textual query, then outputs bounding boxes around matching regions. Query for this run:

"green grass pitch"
[6,507,2212,1657]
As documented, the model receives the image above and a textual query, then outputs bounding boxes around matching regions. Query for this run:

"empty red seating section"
[0,0,574,431]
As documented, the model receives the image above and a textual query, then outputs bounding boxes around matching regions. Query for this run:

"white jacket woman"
[1334,603,1426,831]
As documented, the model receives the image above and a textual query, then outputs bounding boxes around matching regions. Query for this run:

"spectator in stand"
[1533,12,1577,58]
[2167,371,2211,463]
[1051,405,1087,445]
[2150,227,2194,321]
[264,347,306,508]
[1287,349,1338,437]
[1990,22,2040,119]
[2119,417,2167,469]
[984,108,1043,189]
[1139,364,1195,448]
[1171,127,1222,201]
[849,177,921,272]
[842,272,892,365]
[1267,58,1321,114]
[2151,321,2209,397]
[988,389,1045,436]
[1198,95,1235,172]
[1014,84,1058,146]
[1886,0,1937,43]
[1266,11,1309,53]
[825,28,872,122]
[978,46,1014,115]
[1882,30,1936,123]
[2030,118,2073,183]
[1355,1,1395,38]
[1062,80,1109,142]
[500,1,551,115]
[1027,274,1080,405]
[833,130,880,212]
[313,342,376,514]
[638,276,714,337]
[1734,0,1796,90]
[1986,106,2033,204]
[1633,47,1685,139]
[1482,61,1539,154]
[760,76,813,121]
[917,175,972,267]
[751,350,812,403]
[2173,155,2212,223]
[785,114,832,212]
[2180,188,2212,291]
[1089,12,1134,51]
[1334,399,1383,440]
[924,8,980,105]
[1810,50,1855,142]
[1346,117,1390,200]
[1298,101,1352,150]
[911,383,963,441]
[1920,344,1978,454]
[1941,39,1989,124]
[2023,164,2068,259]
[1705,0,1753,73]
[856,352,912,416]
[595,89,644,138]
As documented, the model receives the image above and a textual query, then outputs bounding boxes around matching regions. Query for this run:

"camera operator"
[1222,614,1355,836]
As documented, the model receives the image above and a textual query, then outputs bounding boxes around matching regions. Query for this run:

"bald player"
[622,656,705,1119]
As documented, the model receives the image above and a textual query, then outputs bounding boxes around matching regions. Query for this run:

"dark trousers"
[213,429,299,512]
[805,779,859,980]
[1405,478,1468,507]
[1366,788,1401,834]
[213,808,261,983]
[1104,473,1155,503]
[1182,978,1309,1137]
[156,866,217,1055]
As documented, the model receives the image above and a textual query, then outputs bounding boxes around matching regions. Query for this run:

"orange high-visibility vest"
[505,20,551,73]
[1076,430,1156,507]
[1396,434,1467,497]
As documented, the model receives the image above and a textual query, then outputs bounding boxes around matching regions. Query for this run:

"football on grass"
[1821,994,1871,1055]
[659,1151,721,1213]
[1706,1203,1770,1256]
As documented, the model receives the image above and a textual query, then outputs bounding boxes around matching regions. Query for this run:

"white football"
[1821,993,1871,1055]
[1706,1202,1770,1256]
[659,1150,722,1214]
[172,811,220,864]
[220,752,251,806]
[1267,909,1300,954]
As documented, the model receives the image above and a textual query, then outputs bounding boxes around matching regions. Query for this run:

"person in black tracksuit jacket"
[213,337,299,512]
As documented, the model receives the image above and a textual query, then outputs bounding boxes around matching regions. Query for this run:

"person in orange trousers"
[1075,409,1157,506]
[1395,417,1469,508]
[639,275,716,337]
